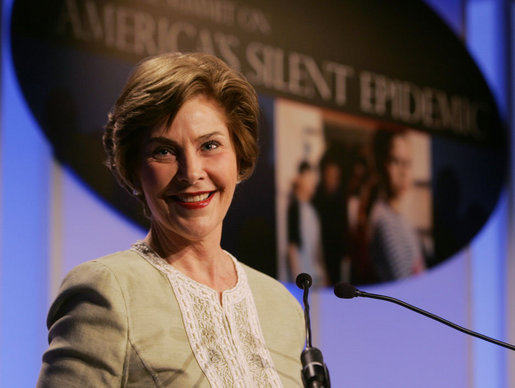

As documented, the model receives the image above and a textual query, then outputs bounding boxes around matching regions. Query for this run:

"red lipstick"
[174,191,215,209]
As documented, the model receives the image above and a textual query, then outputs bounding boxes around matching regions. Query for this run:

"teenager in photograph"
[312,153,347,285]
[367,130,425,282]
[287,160,328,287]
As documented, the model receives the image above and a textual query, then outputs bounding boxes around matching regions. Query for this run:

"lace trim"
[131,241,283,388]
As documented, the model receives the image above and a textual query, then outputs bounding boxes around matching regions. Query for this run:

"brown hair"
[103,52,259,204]
[372,128,408,178]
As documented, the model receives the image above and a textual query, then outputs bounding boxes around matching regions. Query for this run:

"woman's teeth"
[176,192,211,203]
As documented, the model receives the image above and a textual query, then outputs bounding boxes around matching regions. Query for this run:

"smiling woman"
[36,52,305,387]
[138,95,239,256]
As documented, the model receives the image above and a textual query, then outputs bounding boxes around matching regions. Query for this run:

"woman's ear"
[129,173,143,196]
[236,168,244,184]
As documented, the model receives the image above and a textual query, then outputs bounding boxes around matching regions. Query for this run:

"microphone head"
[334,282,357,299]
[296,273,312,289]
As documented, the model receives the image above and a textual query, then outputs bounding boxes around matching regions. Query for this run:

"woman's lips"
[172,191,215,209]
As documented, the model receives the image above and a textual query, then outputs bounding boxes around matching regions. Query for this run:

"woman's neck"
[379,189,403,212]
[144,227,237,295]
[387,196,402,212]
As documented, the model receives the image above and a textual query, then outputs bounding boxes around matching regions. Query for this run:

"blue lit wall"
[0,0,51,385]
[0,0,512,387]
[466,1,510,386]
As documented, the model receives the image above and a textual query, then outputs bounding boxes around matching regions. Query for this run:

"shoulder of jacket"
[61,249,166,290]
[242,264,302,311]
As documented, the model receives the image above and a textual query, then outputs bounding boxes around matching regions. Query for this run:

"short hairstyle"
[297,160,312,174]
[103,52,259,203]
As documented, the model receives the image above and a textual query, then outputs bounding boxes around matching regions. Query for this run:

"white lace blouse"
[131,241,284,388]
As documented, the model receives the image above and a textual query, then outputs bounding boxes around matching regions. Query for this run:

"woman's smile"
[171,191,216,209]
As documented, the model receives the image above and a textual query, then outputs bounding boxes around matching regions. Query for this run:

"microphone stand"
[297,273,331,388]
[335,283,515,351]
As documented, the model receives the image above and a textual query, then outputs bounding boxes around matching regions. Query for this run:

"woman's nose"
[176,150,205,184]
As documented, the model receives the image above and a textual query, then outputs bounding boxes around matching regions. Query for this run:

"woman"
[367,129,425,282]
[37,53,305,387]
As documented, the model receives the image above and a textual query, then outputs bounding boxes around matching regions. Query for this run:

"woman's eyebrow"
[145,136,177,146]
[196,131,225,142]
[145,131,225,146]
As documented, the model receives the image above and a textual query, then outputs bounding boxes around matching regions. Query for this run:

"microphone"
[334,282,515,351]
[296,272,313,290]
[296,273,331,388]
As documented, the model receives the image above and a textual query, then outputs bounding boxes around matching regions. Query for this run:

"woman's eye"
[152,147,174,159]
[202,140,220,151]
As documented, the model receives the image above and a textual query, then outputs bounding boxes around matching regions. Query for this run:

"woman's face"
[137,94,238,243]
[386,135,412,198]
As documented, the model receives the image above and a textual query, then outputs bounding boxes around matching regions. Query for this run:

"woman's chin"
[166,220,222,243]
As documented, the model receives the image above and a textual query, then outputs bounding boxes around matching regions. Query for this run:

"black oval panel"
[10,0,506,282]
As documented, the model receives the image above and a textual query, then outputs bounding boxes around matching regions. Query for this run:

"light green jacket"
[37,249,305,387]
